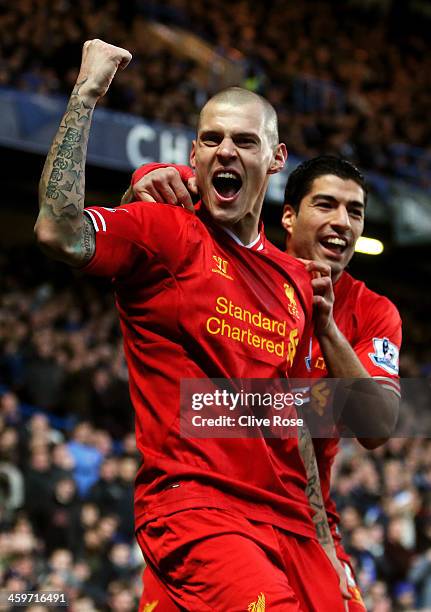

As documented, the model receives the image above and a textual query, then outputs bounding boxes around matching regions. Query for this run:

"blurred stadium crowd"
[0,0,430,186]
[0,252,143,611]
[1,0,431,610]
[0,416,143,612]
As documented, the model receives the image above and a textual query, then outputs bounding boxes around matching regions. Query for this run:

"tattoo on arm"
[38,79,95,264]
[315,518,330,542]
[298,425,332,547]
[79,216,96,265]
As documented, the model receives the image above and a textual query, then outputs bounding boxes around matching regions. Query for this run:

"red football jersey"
[82,201,317,537]
[299,271,402,538]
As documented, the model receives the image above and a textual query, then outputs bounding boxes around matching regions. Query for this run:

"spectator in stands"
[66,422,103,498]
[88,457,121,515]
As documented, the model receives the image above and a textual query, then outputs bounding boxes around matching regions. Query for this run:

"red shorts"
[335,541,366,612]
[137,507,345,611]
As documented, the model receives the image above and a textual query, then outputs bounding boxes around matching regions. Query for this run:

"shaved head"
[198,87,279,149]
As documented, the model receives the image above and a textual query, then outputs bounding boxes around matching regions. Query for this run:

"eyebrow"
[311,194,365,208]
[199,130,220,137]
[233,132,260,140]
[199,129,260,140]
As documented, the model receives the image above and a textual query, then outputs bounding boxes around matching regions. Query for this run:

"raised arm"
[35,39,132,266]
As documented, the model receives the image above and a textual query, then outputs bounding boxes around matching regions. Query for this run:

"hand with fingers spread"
[131,166,198,211]
[299,260,336,338]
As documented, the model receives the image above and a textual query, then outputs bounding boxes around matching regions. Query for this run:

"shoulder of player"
[119,200,196,220]
[343,272,401,323]
[85,201,196,235]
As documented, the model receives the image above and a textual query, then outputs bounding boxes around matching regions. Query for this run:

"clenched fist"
[76,39,132,103]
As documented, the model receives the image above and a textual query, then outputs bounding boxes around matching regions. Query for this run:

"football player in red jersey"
[36,40,347,611]
[282,156,401,610]
[131,156,401,610]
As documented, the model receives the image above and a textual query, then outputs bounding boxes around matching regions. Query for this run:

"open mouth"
[320,236,348,257]
[212,171,242,201]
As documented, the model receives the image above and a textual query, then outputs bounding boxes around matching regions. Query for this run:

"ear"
[189,140,197,169]
[268,143,288,175]
[281,204,297,238]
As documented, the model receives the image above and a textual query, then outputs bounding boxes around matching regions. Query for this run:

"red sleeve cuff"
[132,163,194,185]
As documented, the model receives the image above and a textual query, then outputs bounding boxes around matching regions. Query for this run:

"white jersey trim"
[222,226,263,250]
[86,208,107,232]
[84,207,131,233]
[84,209,100,232]
[373,376,401,398]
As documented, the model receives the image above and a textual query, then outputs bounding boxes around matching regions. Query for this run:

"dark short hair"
[284,155,368,213]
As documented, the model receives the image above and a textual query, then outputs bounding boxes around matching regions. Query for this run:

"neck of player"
[221,213,260,246]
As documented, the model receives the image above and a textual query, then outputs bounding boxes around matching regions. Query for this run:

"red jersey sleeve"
[132,163,194,186]
[82,202,191,279]
[354,295,402,397]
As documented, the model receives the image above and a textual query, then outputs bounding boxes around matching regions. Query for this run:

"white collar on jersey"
[221,226,264,251]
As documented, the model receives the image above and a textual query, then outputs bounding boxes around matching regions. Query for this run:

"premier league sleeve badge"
[369,337,399,375]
